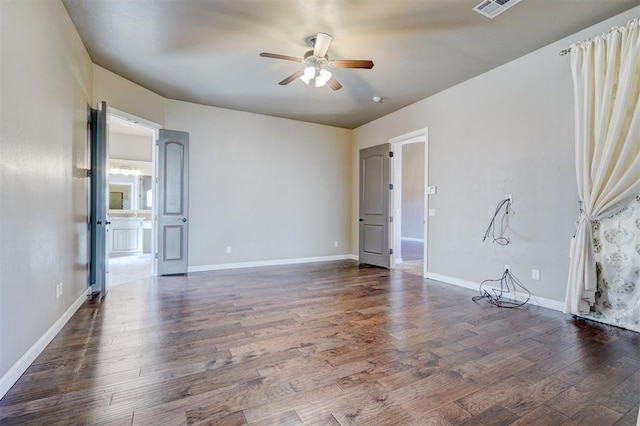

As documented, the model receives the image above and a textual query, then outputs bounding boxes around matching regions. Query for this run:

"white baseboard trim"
[188,254,359,273]
[395,258,403,265]
[401,237,424,243]
[425,272,565,312]
[0,290,87,399]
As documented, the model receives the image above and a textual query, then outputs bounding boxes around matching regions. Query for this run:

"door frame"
[106,107,162,275]
[389,127,429,277]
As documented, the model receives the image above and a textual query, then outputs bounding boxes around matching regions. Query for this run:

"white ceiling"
[63,0,638,129]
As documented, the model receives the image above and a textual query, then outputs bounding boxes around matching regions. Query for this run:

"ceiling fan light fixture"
[300,66,315,85]
[262,31,371,91]
[315,69,332,87]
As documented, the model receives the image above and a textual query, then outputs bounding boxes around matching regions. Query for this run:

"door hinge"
[390,216,393,223]
[155,252,158,259]
[389,183,394,190]
[388,248,393,255]
[86,169,92,178]
[389,151,394,158]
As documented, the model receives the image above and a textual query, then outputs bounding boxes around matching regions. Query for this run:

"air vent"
[473,0,522,19]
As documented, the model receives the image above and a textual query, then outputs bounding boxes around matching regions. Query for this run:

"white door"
[156,129,189,275]
[359,143,391,268]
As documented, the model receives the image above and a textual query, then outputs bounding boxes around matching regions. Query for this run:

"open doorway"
[106,110,158,287]
[390,128,428,276]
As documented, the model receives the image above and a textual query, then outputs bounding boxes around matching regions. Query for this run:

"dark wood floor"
[1,261,639,425]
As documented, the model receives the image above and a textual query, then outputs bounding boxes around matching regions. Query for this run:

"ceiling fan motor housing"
[303,50,329,67]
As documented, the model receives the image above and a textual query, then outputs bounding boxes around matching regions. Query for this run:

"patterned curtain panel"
[583,195,640,332]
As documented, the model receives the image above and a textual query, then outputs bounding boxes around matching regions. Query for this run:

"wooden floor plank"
[613,407,640,426]
[546,356,640,417]
[595,369,640,415]
[507,404,569,426]
[563,402,623,426]
[0,260,638,426]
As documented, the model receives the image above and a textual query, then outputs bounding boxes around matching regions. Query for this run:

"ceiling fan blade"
[329,60,374,69]
[313,32,332,58]
[260,52,302,62]
[327,75,342,91]
[279,69,305,85]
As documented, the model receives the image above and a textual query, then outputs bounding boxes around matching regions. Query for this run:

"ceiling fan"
[260,32,374,91]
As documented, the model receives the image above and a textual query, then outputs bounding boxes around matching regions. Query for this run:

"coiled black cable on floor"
[472,269,531,308]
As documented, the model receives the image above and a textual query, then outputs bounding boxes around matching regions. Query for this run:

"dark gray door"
[156,129,189,275]
[359,143,391,268]
[89,101,109,297]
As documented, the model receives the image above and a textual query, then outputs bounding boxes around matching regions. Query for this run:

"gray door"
[156,129,189,275]
[89,101,109,297]
[359,143,391,268]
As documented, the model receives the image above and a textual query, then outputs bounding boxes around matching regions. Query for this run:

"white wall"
[401,143,425,240]
[0,0,93,392]
[166,101,353,268]
[352,7,640,304]
[93,65,166,126]
[109,133,153,162]
[92,47,354,270]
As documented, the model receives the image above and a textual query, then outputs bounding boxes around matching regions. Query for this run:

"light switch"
[427,186,437,195]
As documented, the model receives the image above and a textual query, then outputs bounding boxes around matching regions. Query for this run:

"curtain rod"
[559,16,639,57]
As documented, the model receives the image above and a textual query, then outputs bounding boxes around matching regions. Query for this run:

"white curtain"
[565,17,640,315]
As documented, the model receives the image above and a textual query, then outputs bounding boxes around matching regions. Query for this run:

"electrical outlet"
[504,264,511,272]
[226,246,232,254]
[56,282,62,298]
[532,269,540,280]
[334,241,339,248]
[428,209,435,216]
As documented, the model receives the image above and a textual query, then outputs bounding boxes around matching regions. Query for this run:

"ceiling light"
[373,96,382,103]
[300,66,332,88]
[315,69,332,87]
[300,66,315,85]
[110,167,141,176]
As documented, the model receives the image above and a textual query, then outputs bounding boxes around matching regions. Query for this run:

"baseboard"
[0,290,87,399]
[401,237,424,243]
[395,258,403,265]
[425,272,565,312]
[188,254,359,273]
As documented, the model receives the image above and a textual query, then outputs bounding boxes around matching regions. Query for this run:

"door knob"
[181,218,187,223]
[97,220,102,224]
[359,218,364,222]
